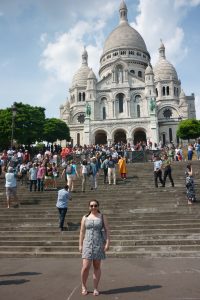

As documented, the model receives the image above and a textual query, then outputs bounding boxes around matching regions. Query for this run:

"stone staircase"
[0,161,200,258]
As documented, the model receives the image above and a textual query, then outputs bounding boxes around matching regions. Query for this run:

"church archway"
[95,131,107,145]
[134,130,146,145]
[114,130,127,143]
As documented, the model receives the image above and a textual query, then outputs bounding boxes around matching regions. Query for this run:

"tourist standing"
[162,154,174,187]
[56,185,72,231]
[37,163,45,191]
[187,144,194,161]
[5,167,19,208]
[195,140,200,160]
[153,156,164,187]
[185,164,196,205]
[107,156,116,185]
[29,163,38,192]
[89,157,99,190]
[101,156,109,184]
[79,200,110,296]
[80,159,88,192]
[118,155,127,180]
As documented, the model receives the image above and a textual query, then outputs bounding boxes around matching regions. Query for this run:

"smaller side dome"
[154,41,178,81]
[88,68,96,79]
[145,64,153,75]
[71,47,91,87]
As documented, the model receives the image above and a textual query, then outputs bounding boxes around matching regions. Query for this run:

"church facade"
[60,0,196,146]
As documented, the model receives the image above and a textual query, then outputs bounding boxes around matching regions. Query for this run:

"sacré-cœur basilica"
[60,0,196,147]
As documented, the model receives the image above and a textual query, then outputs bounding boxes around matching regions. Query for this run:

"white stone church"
[60,0,196,146]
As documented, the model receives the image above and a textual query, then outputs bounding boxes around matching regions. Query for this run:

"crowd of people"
[1,141,199,296]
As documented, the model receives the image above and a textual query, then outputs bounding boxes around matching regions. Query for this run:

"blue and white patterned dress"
[82,217,106,260]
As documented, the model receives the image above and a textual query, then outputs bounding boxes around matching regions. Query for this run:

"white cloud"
[40,20,103,84]
[131,0,191,66]
[175,0,200,8]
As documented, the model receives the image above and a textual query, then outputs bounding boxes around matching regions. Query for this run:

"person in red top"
[37,163,45,191]
[23,150,30,163]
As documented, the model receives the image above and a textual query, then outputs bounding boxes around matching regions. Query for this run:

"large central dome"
[103,22,148,54]
[103,0,148,55]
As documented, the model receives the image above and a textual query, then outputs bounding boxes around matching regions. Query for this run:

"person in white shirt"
[5,167,19,208]
[153,156,164,187]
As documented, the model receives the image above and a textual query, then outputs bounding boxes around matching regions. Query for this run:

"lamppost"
[11,102,17,149]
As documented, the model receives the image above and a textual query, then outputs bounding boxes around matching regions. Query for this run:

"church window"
[77,133,80,146]
[143,54,146,58]
[117,93,124,113]
[83,92,85,101]
[167,86,169,95]
[162,133,166,146]
[79,93,81,102]
[138,71,142,78]
[137,105,140,117]
[162,86,166,96]
[156,88,158,96]
[169,128,173,143]
[130,70,135,74]
[163,108,172,119]
[137,52,141,56]
[135,95,141,102]
[129,51,134,55]
[77,114,85,124]
[103,107,106,120]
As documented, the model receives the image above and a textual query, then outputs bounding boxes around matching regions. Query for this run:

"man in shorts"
[5,167,19,208]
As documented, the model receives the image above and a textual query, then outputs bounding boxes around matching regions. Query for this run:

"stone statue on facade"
[86,103,91,117]
[150,97,156,112]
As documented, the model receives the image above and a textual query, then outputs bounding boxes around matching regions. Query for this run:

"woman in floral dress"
[79,200,110,296]
[185,164,196,204]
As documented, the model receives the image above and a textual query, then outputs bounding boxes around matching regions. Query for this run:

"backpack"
[108,160,115,168]
[21,167,27,175]
[66,165,72,175]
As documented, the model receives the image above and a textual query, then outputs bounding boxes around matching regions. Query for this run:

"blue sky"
[0,0,200,118]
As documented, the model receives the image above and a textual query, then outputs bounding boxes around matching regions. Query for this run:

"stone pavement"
[0,258,200,300]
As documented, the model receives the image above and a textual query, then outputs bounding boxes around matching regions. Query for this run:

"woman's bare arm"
[79,216,86,253]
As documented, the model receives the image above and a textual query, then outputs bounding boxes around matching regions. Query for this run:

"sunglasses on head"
[90,204,98,208]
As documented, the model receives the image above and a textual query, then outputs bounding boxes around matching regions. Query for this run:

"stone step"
[1,239,200,247]
[1,250,200,258]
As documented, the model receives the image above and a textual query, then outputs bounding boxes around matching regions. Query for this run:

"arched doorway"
[134,130,146,144]
[114,130,127,143]
[95,131,107,145]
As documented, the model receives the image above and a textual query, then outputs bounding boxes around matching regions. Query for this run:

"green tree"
[14,102,46,146]
[177,119,200,140]
[43,118,70,143]
[0,108,12,149]
[0,102,46,148]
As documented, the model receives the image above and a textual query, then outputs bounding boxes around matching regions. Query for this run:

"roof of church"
[103,1,148,55]
[71,47,90,87]
[103,23,148,54]
[154,41,178,81]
